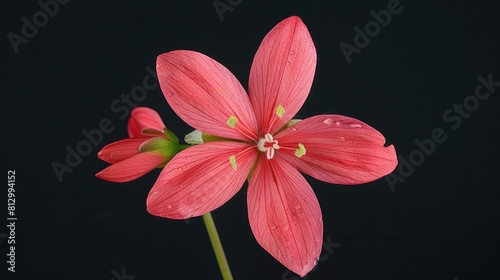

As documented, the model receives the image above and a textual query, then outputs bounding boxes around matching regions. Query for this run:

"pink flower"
[96,107,180,182]
[148,16,397,276]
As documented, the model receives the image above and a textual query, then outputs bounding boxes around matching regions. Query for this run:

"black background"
[2,0,500,279]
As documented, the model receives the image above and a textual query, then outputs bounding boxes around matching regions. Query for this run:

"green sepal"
[275,119,302,134]
[141,128,166,137]
[139,137,180,160]
[201,133,230,143]
[163,128,179,144]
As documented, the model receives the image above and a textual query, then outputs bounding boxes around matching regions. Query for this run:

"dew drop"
[289,50,295,55]
[188,189,198,199]
[283,225,289,231]
[286,61,291,65]
[350,123,362,128]
[166,205,172,209]
[294,205,303,214]
[340,136,345,141]
[270,225,277,230]
[323,118,333,125]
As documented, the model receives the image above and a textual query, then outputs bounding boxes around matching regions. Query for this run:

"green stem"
[202,212,233,280]
[178,144,193,150]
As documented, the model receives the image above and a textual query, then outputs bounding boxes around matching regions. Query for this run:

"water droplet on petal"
[270,225,277,230]
[294,205,303,215]
[166,205,172,209]
[289,50,295,55]
[199,195,207,203]
[283,225,289,231]
[350,123,362,128]
[323,118,333,125]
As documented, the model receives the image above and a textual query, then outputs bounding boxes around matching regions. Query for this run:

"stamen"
[229,155,237,170]
[295,143,306,158]
[227,115,238,128]
[276,105,285,118]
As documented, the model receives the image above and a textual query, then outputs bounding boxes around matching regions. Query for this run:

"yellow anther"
[276,105,285,118]
[229,155,237,170]
[227,115,238,128]
[295,143,306,158]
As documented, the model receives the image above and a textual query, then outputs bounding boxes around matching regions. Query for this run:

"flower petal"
[248,156,322,277]
[147,142,258,219]
[95,152,166,183]
[249,16,317,135]
[97,137,150,164]
[128,107,166,138]
[276,114,398,185]
[157,50,258,141]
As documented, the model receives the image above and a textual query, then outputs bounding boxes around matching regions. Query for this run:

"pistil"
[257,133,280,159]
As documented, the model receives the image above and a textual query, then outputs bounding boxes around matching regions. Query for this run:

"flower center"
[257,133,280,159]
